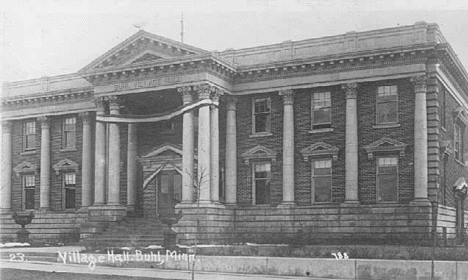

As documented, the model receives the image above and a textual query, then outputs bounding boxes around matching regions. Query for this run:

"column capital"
[95,97,106,114]
[211,87,223,103]
[79,111,93,125]
[279,89,294,105]
[38,116,50,128]
[194,83,214,100]
[225,95,238,111]
[106,95,121,111]
[2,121,12,133]
[342,82,358,99]
[177,86,194,104]
[411,75,427,92]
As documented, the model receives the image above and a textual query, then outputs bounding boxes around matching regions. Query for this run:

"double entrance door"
[146,171,182,218]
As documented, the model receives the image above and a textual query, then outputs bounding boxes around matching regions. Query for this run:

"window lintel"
[241,145,277,165]
[52,158,79,175]
[300,142,339,161]
[364,137,407,159]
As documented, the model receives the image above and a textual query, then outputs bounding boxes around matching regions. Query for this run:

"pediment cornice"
[52,158,79,175]
[300,142,339,161]
[13,161,38,176]
[364,137,407,159]
[79,30,209,73]
[241,145,277,165]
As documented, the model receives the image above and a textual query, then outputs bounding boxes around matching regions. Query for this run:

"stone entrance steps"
[80,217,168,248]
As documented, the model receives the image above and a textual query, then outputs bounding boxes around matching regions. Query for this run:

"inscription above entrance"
[113,76,182,91]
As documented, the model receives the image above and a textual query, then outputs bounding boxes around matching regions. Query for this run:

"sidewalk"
[0,260,326,280]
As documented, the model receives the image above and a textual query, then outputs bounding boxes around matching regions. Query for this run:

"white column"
[94,98,107,205]
[178,86,195,203]
[225,96,237,205]
[107,96,121,205]
[80,112,93,208]
[342,83,360,205]
[195,84,212,203]
[39,116,51,210]
[279,89,295,206]
[210,89,222,203]
[127,123,138,211]
[1,121,12,211]
[411,75,431,206]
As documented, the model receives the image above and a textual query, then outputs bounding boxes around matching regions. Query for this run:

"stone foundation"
[174,204,436,245]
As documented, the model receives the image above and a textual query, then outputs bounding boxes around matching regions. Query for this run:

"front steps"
[80,217,168,248]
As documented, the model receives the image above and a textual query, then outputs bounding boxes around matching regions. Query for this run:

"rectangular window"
[24,121,36,151]
[253,98,271,134]
[312,159,332,203]
[63,117,76,149]
[253,163,271,205]
[311,92,331,129]
[376,85,398,124]
[454,122,464,162]
[377,157,398,202]
[63,173,76,209]
[23,174,35,210]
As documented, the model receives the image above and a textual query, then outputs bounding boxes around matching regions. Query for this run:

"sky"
[1,0,468,85]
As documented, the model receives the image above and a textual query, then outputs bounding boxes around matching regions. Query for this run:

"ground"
[0,268,174,280]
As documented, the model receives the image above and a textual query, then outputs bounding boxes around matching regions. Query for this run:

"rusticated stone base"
[172,204,439,245]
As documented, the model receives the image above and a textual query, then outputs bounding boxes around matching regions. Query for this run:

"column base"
[39,207,50,212]
[341,200,360,207]
[277,202,296,208]
[0,208,13,213]
[410,198,432,207]
[78,206,90,212]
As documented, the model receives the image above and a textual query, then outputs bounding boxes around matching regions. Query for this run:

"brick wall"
[10,114,87,211]
[235,78,415,207]
[236,92,284,205]
[357,78,415,204]
[294,86,346,205]
[11,118,40,211]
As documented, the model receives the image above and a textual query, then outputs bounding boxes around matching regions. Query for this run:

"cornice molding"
[1,90,93,107]
[234,49,431,84]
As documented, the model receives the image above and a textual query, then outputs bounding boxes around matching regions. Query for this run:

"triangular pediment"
[142,143,183,159]
[364,137,407,159]
[241,145,277,165]
[79,30,208,72]
[13,161,38,176]
[300,142,339,161]
[52,159,79,175]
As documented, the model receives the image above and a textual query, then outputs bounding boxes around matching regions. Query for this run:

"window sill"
[20,150,37,156]
[252,204,272,207]
[308,128,334,134]
[372,123,401,129]
[249,132,273,138]
[60,147,77,152]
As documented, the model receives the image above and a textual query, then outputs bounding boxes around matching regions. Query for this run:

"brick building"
[1,21,468,245]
